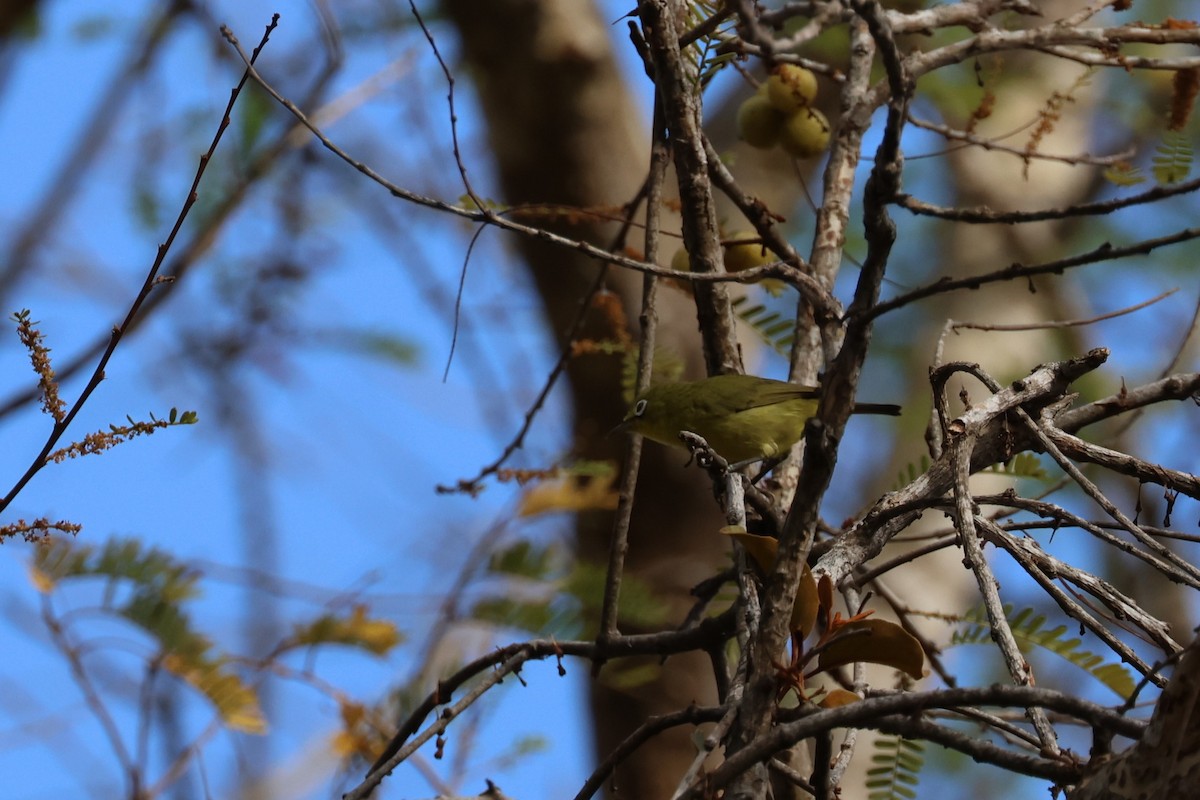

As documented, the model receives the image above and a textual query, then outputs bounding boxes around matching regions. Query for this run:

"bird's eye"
[634,399,648,417]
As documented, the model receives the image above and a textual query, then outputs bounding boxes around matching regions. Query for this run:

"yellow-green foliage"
[867,735,926,800]
[953,605,1135,699]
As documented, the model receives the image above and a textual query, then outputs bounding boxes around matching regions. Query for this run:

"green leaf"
[983,452,1050,480]
[622,347,686,405]
[1152,130,1193,185]
[599,658,662,690]
[489,735,550,771]
[567,562,668,630]
[894,455,931,490]
[470,596,561,635]
[487,540,557,580]
[31,538,264,733]
[457,193,509,213]
[237,84,274,158]
[71,15,116,41]
[953,605,1136,699]
[731,296,795,357]
[316,329,420,367]
[168,654,266,734]
[33,537,200,602]
[133,184,162,230]
[1103,162,1145,187]
[123,592,209,660]
[290,606,403,655]
[866,734,925,800]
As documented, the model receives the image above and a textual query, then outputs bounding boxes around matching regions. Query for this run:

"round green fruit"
[765,64,818,113]
[737,95,784,149]
[723,231,786,294]
[670,246,691,273]
[779,107,830,159]
[723,231,771,273]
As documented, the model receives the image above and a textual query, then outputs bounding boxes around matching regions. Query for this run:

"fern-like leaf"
[732,295,794,357]
[166,653,266,734]
[1103,161,1145,187]
[620,348,687,405]
[953,606,1135,699]
[32,538,266,733]
[894,455,931,490]
[1152,130,1193,185]
[33,537,199,601]
[982,453,1050,480]
[487,539,558,580]
[469,539,572,634]
[684,1,736,87]
[866,735,925,800]
[289,605,402,655]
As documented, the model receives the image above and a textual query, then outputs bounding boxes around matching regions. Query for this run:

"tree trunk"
[443,2,728,795]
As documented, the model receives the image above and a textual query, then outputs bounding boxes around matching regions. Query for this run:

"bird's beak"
[609,409,639,439]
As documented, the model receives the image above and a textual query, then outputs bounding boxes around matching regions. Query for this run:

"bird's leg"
[740,455,783,484]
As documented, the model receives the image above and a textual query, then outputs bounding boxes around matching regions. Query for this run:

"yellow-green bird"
[622,374,900,465]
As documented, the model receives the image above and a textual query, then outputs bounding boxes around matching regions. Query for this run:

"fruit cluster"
[736,64,830,158]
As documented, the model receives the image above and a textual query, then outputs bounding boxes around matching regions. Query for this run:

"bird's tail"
[852,403,902,416]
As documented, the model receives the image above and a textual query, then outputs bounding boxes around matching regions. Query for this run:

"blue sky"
[0,3,597,798]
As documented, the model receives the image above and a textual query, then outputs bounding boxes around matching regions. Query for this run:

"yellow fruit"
[736,95,784,149]
[765,64,818,113]
[779,107,830,159]
[723,231,786,295]
[723,231,771,273]
[670,246,691,272]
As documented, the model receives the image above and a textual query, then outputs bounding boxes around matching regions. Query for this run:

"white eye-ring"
[634,399,648,417]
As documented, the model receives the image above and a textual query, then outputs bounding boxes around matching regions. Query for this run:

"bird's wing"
[734,383,820,412]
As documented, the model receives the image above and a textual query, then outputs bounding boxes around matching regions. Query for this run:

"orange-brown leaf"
[819,689,862,708]
[721,528,777,573]
[816,618,926,680]
[817,573,834,621]
[720,529,817,636]
[792,563,819,638]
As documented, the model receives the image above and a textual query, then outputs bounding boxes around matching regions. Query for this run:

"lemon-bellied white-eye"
[622,374,900,464]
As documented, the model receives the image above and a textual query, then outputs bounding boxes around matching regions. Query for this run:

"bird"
[621,374,900,465]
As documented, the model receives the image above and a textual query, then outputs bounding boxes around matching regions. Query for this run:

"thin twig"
[0,15,280,516]
[946,413,1060,755]
[681,684,1143,798]
[598,99,670,642]
[865,229,1200,322]
[349,649,532,800]
[951,288,1179,332]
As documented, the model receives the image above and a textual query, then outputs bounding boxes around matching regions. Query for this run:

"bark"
[1071,634,1200,800]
